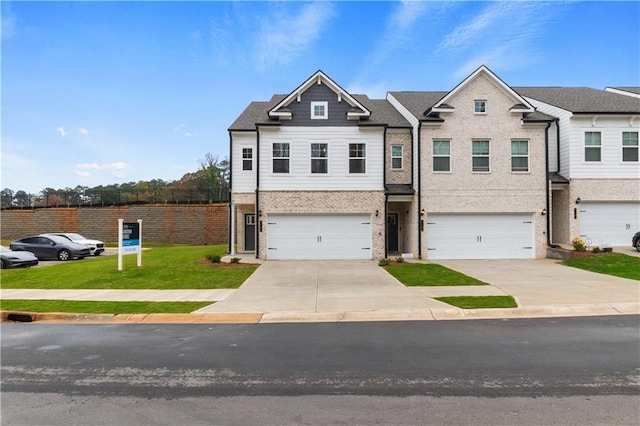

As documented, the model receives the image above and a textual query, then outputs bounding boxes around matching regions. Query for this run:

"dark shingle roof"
[229,95,411,131]
[515,87,640,114]
[388,91,448,120]
[385,184,415,195]
[610,87,640,95]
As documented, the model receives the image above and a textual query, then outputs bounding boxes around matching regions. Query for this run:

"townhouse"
[228,67,640,260]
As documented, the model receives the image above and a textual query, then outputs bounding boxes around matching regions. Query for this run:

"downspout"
[255,127,260,259]
[228,131,234,255]
[544,120,557,249]
[383,125,388,259]
[417,121,422,259]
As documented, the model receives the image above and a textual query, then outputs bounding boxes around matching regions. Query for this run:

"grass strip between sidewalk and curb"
[0,300,212,314]
[384,263,489,286]
[435,296,518,309]
[561,253,640,281]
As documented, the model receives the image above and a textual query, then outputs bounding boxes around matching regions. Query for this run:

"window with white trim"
[391,145,403,170]
[474,100,487,114]
[349,143,366,174]
[585,132,601,162]
[272,143,290,173]
[311,143,328,173]
[242,148,253,171]
[472,140,490,172]
[623,132,638,162]
[511,140,529,172]
[433,139,450,172]
[311,101,328,119]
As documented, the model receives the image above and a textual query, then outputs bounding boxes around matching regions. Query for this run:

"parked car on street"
[42,233,105,256]
[633,231,640,252]
[0,245,39,269]
[10,235,90,261]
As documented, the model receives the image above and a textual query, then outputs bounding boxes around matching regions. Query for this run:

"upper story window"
[349,143,366,174]
[272,143,290,173]
[585,132,601,162]
[242,148,253,171]
[472,140,490,172]
[622,132,639,162]
[311,143,328,174]
[511,140,529,172]
[391,145,403,170]
[311,101,328,119]
[433,139,451,172]
[474,100,487,114]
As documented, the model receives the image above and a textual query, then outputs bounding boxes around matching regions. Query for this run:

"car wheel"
[58,249,71,261]
[1,259,6,269]
[93,252,101,256]
[635,239,640,252]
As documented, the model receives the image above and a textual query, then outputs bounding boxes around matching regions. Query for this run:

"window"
[311,101,328,119]
[349,143,366,173]
[623,132,639,162]
[472,140,490,172]
[242,148,253,171]
[511,140,529,172]
[474,100,487,114]
[311,143,328,173]
[585,132,601,162]
[272,143,290,173]
[433,140,451,172]
[391,145,403,170]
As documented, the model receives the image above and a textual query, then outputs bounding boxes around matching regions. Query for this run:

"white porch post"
[230,203,236,255]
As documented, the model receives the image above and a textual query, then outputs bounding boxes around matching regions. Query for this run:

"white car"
[42,233,105,256]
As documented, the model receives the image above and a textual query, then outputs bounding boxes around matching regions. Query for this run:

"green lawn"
[561,253,640,281]
[435,296,518,309]
[0,245,257,290]
[384,263,488,286]
[0,300,211,314]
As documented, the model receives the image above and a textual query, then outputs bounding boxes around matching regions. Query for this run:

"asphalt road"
[2,316,639,425]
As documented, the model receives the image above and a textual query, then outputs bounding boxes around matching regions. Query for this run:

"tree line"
[1,154,229,209]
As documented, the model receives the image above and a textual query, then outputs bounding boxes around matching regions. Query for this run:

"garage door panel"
[427,214,534,260]
[267,215,371,260]
[580,203,640,247]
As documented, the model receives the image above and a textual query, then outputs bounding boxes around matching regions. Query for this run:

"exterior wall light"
[375,210,379,217]
[420,208,426,216]
[258,210,262,217]
[575,197,581,205]
[541,209,547,216]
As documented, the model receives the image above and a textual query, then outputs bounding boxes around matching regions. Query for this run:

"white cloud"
[79,128,89,135]
[254,2,336,69]
[56,126,67,137]
[74,162,132,180]
[174,123,196,138]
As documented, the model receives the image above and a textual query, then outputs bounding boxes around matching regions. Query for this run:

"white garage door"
[267,215,372,260]
[579,202,640,247]
[426,214,534,260]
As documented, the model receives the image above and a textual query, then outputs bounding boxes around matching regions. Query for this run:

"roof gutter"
[417,121,423,259]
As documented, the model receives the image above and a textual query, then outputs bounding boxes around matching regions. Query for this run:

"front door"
[387,213,399,253]
[244,214,256,251]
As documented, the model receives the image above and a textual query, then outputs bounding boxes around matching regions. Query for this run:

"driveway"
[198,260,452,315]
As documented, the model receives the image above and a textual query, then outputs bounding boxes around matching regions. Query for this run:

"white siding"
[568,117,640,179]
[258,127,384,191]
[231,132,257,193]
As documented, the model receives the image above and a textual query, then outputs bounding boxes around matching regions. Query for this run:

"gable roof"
[387,91,448,122]
[430,65,535,115]
[515,87,640,114]
[268,70,371,121]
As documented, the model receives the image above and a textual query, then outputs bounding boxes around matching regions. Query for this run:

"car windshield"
[65,233,86,240]
[47,235,72,244]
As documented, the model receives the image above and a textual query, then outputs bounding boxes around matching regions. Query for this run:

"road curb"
[1,311,263,324]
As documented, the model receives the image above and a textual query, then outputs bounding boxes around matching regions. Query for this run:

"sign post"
[117,219,143,271]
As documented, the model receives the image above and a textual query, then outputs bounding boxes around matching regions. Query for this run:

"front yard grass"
[0,300,211,314]
[0,245,257,290]
[435,296,517,309]
[384,263,488,286]
[561,253,640,281]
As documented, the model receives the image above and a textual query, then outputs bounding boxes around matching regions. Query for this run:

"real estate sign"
[117,219,142,271]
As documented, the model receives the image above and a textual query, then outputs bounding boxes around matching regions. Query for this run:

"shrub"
[571,237,587,252]
[592,246,601,253]
[230,257,241,264]
[206,253,222,263]
[602,246,613,253]
[395,257,405,263]
[378,258,390,266]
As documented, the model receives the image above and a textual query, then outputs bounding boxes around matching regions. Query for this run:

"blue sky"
[2,1,639,194]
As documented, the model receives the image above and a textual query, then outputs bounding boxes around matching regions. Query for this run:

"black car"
[10,235,90,261]
[633,231,640,252]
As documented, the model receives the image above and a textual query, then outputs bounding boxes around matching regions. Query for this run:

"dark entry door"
[244,214,256,251]
[387,213,399,252]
